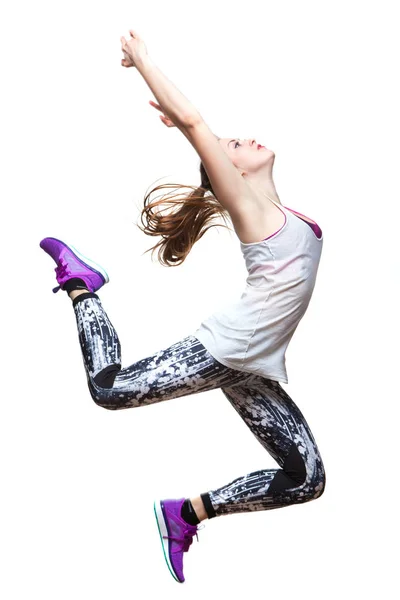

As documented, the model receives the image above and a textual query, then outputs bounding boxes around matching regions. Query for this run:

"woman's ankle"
[68,289,90,300]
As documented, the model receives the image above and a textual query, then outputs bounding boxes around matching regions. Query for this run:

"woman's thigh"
[88,334,253,410]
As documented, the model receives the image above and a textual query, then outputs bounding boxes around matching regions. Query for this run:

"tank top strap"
[268,196,323,240]
[267,196,288,211]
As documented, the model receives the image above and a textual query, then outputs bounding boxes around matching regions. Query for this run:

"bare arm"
[136,55,201,129]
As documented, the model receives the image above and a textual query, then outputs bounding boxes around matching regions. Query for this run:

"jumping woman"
[39,29,326,584]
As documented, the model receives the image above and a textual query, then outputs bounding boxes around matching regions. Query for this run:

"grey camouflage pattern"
[73,295,325,517]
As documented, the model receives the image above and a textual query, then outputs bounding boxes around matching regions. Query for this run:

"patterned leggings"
[71,291,326,519]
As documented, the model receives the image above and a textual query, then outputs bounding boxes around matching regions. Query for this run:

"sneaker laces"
[52,258,72,294]
[163,523,205,553]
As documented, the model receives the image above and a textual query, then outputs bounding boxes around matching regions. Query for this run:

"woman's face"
[218,138,274,175]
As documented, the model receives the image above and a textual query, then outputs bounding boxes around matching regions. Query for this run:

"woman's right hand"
[149,100,177,127]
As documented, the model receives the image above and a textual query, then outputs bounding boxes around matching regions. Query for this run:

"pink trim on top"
[284,205,316,224]
[262,205,322,241]
[284,206,322,239]
[262,204,287,241]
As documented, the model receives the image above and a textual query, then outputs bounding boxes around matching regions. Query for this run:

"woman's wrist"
[135,53,155,74]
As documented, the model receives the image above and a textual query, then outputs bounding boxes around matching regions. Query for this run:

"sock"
[72,292,99,308]
[200,492,216,519]
[62,278,88,294]
[180,499,200,525]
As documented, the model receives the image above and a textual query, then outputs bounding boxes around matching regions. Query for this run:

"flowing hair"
[135,136,233,267]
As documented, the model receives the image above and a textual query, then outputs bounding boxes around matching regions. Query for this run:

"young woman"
[39,30,326,584]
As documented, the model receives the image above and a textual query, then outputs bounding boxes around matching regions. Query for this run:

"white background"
[1,0,399,597]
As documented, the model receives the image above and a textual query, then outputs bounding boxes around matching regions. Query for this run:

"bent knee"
[89,388,119,410]
[300,469,326,503]
[312,472,326,499]
[283,442,307,485]
[88,365,122,409]
[93,365,121,389]
[285,442,327,500]
[282,442,326,501]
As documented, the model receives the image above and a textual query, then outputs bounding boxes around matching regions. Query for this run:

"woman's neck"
[248,181,282,206]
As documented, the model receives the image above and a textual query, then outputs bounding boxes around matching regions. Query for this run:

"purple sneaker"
[39,237,109,294]
[153,498,204,583]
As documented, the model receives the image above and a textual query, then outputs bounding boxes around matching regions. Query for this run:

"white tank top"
[193,198,324,384]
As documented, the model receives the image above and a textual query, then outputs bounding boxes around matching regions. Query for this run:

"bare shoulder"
[181,119,285,244]
[231,192,286,245]
[181,120,255,219]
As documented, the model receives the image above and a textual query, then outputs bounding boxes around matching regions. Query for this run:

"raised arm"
[123,30,260,223]
[133,52,201,128]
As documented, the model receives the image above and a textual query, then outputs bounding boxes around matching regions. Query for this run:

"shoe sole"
[153,500,182,583]
[48,237,110,285]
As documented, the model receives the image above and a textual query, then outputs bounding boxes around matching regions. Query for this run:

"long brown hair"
[136,138,233,267]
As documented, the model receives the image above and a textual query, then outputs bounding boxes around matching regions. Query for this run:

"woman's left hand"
[120,29,148,68]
